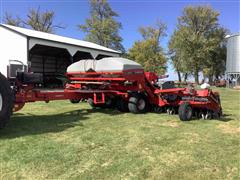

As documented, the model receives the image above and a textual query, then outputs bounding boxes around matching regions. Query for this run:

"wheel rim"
[186,106,192,119]
[106,99,112,105]
[0,93,2,111]
[138,99,146,110]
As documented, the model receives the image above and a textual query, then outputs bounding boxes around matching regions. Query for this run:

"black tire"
[153,106,163,113]
[178,102,193,121]
[103,98,115,109]
[128,95,148,113]
[87,98,98,108]
[116,98,129,112]
[70,99,81,104]
[0,73,13,129]
[216,96,223,118]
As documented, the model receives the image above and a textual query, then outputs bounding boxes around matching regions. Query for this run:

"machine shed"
[0,24,121,79]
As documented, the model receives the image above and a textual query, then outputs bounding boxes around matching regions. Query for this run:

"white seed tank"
[226,34,240,73]
[67,57,143,73]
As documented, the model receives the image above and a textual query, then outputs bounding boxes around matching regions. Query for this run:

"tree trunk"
[184,73,188,82]
[208,75,213,84]
[194,70,199,84]
[177,71,182,82]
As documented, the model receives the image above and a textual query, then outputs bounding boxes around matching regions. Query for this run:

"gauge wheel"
[178,102,193,121]
[128,94,148,113]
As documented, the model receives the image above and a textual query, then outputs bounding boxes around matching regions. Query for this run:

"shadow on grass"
[1,107,233,139]
[218,114,234,122]
[0,108,120,139]
[151,111,233,122]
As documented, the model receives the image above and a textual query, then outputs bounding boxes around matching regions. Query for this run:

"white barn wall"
[0,27,28,77]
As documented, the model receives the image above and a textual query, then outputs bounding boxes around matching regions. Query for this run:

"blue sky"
[1,0,239,80]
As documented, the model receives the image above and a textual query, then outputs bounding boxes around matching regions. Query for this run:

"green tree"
[128,21,167,74]
[169,5,226,84]
[79,0,124,52]
[168,29,190,82]
[202,27,227,83]
[4,7,63,33]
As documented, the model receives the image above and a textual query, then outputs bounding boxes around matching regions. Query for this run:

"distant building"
[225,33,240,87]
[0,24,121,78]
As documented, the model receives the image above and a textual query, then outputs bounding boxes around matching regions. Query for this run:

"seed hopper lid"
[67,57,143,73]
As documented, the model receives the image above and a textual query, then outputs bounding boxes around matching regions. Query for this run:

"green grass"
[0,88,239,179]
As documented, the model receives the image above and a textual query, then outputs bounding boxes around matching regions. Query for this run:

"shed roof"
[0,24,121,54]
